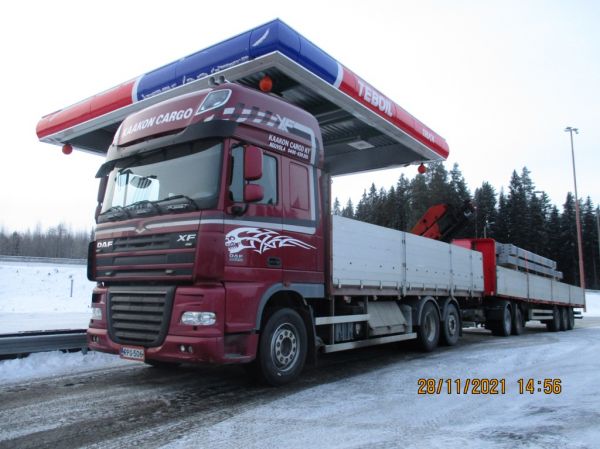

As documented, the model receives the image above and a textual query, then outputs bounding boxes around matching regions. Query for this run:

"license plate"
[119,346,145,361]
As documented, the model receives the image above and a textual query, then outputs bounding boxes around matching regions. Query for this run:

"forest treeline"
[0,224,91,260]
[334,163,599,289]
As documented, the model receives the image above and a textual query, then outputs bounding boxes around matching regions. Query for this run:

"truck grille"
[94,232,196,281]
[107,287,174,347]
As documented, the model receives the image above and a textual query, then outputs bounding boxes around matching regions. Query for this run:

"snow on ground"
[0,350,129,384]
[164,324,600,449]
[0,260,96,333]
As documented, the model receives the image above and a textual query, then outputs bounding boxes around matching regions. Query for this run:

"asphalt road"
[0,317,597,449]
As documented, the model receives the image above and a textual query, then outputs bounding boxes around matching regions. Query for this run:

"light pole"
[564,126,585,291]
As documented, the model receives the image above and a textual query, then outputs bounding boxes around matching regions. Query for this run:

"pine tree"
[506,170,529,248]
[408,173,430,229]
[546,205,562,268]
[582,198,599,289]
[559,193,579,285]
[332,197,341,215]
[341,199,354,218]
[473,182,497,238]
[495,189,510,243]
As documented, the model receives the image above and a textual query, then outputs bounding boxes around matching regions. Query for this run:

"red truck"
[37,20,584,385]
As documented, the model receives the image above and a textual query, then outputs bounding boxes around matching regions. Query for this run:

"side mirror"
[244,184,264,203]
[244,146,263,181]
[97,176,108,203]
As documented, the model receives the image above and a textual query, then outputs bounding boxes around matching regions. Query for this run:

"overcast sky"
[0,0,598,231]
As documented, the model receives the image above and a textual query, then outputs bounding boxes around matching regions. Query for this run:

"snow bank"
[581,290,600,316]
[0,350,129,384]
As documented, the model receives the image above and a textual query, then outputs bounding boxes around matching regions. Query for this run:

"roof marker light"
[259,75,273,93]
[418,163,427,174]
[62,144,73,155]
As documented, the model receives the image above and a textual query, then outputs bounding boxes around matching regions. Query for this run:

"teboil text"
[357,80,393,117]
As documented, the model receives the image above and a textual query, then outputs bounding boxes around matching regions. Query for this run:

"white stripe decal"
[95,219,316,237]
[219,219,316,235]
[95,226,136,237]
[333,62,344,89]
[146,220,201,229]
[252,29,270,47]
[131,75,142,103]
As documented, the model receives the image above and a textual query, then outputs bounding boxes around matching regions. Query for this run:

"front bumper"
[88,328,230,363]
[88,284,258,365]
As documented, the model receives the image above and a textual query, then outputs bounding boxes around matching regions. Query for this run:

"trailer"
[37,19,584,385]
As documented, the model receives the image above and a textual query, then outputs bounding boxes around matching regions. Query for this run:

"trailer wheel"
[417,302,440,352]
[559,307,569,331]
[256,308,307,386]
[441,303,460,346]
[511,304,524,335]
[546,307,560,332]
[566,308,575,330]
[491,302,512,337]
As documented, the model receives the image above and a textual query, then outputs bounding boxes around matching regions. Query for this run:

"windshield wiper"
[125,200,162,216]
[98,205,133,221]
[154,195,199,211]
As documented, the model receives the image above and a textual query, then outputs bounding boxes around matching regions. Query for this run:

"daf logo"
[97,241,113,249]
[177,234,196,243]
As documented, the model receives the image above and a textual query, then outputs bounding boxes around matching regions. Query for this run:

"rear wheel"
[566,308,575,330]
[491,302,512,337]
[441,303,460,346]
[559,307,568,331]
[511,304,524,335]
[256,308,307,386]
[546,307,560,332]
[417,302,440,352]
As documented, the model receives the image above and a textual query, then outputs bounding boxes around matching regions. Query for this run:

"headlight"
[91,307,103,320]
[181,311,216,326]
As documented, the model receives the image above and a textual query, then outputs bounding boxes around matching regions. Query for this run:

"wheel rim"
[447,312,457,336]
[270,323,299,373]
[424,311,437,342]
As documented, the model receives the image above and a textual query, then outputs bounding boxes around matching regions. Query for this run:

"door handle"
[267,257,282,268]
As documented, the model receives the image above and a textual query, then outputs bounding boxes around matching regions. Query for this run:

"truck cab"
[88,83,327,383]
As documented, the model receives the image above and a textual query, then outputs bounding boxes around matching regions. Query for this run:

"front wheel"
[256,308,307,386]
[417,302,440,352]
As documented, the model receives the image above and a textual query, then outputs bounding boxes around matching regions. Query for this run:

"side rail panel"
[331,215,484,297]
[496,266,585,307]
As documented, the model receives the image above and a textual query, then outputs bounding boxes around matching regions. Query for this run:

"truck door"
[282,159,322,282]
[224,141,283,283]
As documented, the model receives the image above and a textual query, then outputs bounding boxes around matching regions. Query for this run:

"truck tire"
[566,308,575,330]
[256,308,307,386]
[441,303,460,346]
[491,302,512,337]
[546,307,560,332]
[559,307,568,331]
[511,304,524,335]
[417,302,440,352]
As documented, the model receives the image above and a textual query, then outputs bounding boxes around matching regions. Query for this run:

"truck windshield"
[99,140,222,221]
